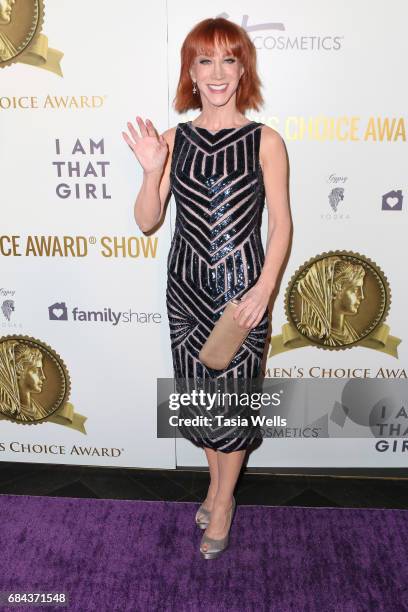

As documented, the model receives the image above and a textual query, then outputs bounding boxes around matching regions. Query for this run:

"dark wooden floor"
[0,461,408,508]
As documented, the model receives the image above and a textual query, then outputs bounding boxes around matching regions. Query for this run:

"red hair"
[173,17,264,114]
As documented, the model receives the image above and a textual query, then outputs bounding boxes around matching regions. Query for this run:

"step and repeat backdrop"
[0,0,406,469]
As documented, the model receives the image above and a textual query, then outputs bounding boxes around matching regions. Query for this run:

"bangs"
[192,29,243,60]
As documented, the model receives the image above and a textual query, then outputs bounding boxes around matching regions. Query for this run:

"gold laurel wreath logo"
[269,250,401,358]
[0,335,86,432]
[0,0,63,75]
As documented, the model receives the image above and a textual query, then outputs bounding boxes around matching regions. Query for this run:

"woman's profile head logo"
[0,0,62,75]
[0,0,41,65]
[0,0,18,61]
[296,256,366,346]
[284,251,391,351]
[0,335,70,424]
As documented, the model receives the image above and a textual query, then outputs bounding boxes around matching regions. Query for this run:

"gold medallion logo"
[269,251,401,357]
[0,0,63,75]
[0,335,86,432]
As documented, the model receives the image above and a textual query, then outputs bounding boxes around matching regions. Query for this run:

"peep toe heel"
[200,496,236,560]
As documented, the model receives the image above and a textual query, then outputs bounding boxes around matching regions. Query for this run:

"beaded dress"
[166,120,269,452]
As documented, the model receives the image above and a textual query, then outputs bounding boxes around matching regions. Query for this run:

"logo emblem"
[48,301,68,321]
[0,335,86,431]
[0,0,63,75]
[269,251,400,357]
[382,189,403,211]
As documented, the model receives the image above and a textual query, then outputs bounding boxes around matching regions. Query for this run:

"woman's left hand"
[232,282,272,329]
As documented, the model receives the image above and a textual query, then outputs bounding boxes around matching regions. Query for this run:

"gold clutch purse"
[199,298,250,370]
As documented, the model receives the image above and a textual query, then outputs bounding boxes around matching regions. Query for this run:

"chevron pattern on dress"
[166,120,269,451]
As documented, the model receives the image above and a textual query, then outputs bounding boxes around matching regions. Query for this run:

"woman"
[122,17,291,559]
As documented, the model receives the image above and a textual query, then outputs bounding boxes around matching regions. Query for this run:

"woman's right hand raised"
[122,117,168,176]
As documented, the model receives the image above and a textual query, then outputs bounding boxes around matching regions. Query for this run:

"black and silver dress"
[166,120,269,452]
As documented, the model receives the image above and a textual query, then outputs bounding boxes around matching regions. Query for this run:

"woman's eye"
[199,58,236,64]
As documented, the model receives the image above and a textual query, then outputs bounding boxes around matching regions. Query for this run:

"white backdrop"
[0,0,406,469]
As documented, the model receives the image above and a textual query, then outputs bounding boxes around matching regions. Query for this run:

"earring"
[192,81,197,95]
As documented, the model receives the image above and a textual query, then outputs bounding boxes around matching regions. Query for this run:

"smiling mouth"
[207,84,228,92]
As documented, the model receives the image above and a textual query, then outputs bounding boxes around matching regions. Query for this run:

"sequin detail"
[166,121,269,452]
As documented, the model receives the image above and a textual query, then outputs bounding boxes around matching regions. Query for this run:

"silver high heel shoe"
[195,504,211,530]
[200,496,236,560]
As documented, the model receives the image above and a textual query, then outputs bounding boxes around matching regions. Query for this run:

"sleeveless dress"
[166,120,269,453]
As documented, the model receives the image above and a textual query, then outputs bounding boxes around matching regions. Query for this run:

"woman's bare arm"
[257,125,292,294]
[232,125,292,329]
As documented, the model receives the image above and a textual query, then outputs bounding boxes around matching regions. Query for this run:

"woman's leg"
[196,447,219,521]
[200,448,245,551]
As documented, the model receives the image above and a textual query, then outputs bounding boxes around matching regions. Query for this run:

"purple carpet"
[0,494,407,612]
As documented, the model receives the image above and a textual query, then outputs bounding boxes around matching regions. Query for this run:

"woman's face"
[21,359,46,394]
[335,278,365,315]
[189,44,244,108]
[0,0,15,25]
